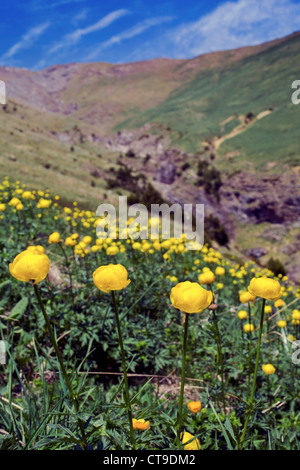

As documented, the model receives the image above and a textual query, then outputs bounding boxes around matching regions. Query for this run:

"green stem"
[212,309,226,414]
[111,291,135,449]
[33,284,88,449]
[246,301,252,401]
[58,242,75,310]
[240,298,266,448]
[177,312,189,447]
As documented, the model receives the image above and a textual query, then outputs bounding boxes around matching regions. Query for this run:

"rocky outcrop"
[159,162,177,184]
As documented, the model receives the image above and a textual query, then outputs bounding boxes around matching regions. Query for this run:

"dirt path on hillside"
[204,108,273,152]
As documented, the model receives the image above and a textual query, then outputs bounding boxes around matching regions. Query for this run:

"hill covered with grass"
[0,31,299,280]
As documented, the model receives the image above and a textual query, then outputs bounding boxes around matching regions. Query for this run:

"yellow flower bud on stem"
[33,284,88,450]
[240,298,266,448]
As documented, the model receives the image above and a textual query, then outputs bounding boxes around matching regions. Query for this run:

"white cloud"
[87,16,175,60]
[1,22,51,60]
[71,9,88,25]
[29,0,87,9]
[166,0,300,58]
[31,58,47,71]
[49,9,128,54]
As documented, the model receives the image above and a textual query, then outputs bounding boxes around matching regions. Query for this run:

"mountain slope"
[114,32,300,172]
[0,32,299,280]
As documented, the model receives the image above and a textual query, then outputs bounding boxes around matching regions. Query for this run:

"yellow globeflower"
[188,401,202,413]
[262,364,276,375]
[93,264,131,293]
[264,305,272,314]
[215,266,225,276]
[132,242,142,250]
[238,310,248,320]
[22,191,32,200]
[0,203,6,211]
[170,281,213,314]
[292,310,300,321]
[9,248,50,284]
[8,197,21,207]
[82,235,92,245]
[48,232,61,244]
[248,277,281,301]
[27,245,45,254]
[181,431,201,450]
[132,418,150,431]
[277,320,287,328]
[106,245,119,256]
[37,198,51,209]
[198,270,216,285]
[244,323,255,333]
[274,299,285,308]
[65,236,77,247]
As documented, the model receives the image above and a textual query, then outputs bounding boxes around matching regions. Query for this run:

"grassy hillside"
[0,33,299,280]
[114,33,300,171]
[0,99,125,208]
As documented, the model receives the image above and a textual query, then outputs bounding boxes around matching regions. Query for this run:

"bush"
[266,257,287,276]
[195,160,222,201]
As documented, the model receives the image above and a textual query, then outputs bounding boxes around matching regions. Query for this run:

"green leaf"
[10,297,28,318]
[0,280,11,309]
[209,400,234,450]
[224,417,237,444]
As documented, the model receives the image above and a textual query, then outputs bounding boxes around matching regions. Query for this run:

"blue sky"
[0,0,300,70]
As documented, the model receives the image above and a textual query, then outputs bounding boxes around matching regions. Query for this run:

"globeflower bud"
[188,401,202,413]
[198,270,216,285]
[132,418,150,431]
[82,236,92,245]
[215,267,225,276]
[264,305,272,314]
[9,197,21,207]
[9,248,50,284]
[93,264,131,293]
[180,431,201,450]
[262,364,276,375]
[244,323,255,333]
[248,277,281,301]
[274,299,285,308]
[170,281,213,314]
[239,291,256,304]
[65,236,77,247]
[237,310,247,320]
[292,310,300,321]
[106,245,119,256]
[48,232,61,244]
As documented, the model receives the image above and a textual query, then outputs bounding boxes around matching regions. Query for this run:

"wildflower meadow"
[0,178,299,451]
